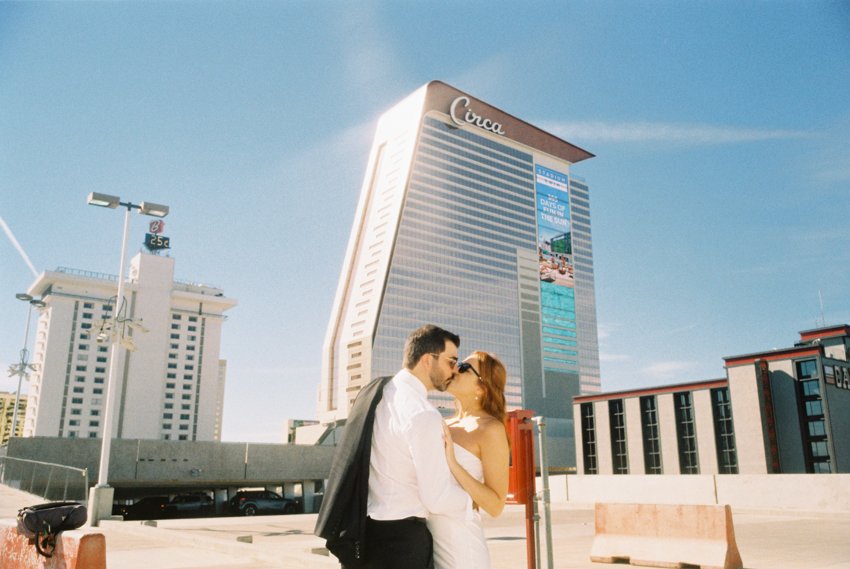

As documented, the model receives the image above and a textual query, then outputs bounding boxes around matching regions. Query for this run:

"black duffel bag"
[16,501,88,558]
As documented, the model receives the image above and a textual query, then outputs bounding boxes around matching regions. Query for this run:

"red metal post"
[505,410,536,569]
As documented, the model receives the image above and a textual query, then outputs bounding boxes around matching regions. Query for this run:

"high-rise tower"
[319,81,599,466]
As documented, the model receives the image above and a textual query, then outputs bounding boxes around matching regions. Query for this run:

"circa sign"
[449,96,506,136]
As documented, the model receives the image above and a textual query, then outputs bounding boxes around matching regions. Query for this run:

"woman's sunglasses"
[457,361,481,379]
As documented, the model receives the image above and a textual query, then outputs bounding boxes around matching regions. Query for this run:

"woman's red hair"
[472,351,507,424]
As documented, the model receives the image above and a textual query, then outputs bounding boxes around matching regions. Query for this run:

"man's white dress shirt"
[367,369,468,520]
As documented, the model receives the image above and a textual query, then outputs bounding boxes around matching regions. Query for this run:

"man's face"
[428,340,458,392]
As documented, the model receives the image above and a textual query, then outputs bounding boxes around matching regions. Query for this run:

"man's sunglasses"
[457,361,481,379]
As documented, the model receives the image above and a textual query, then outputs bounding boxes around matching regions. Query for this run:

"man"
[365,324,469,569]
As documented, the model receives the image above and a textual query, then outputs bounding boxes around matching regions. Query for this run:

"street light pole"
[8,294,44,443]
[94,204,131,491]
[86,192,168,525]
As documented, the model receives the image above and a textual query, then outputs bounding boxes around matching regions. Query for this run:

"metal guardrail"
[0,456,88,503]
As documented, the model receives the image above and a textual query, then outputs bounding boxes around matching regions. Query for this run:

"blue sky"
[2,1,848,443]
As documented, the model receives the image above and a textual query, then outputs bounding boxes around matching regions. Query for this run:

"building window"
[73,386,84,393]
[170,333,179,339]
[90,409,100,416]
[95,367,106,373]
[83,302,94,309]
[188,316,197,322]
[172,314,182,320]
[163,413,173,419]
[89,420,99,427]
[180,413,190,420]
[711,387,738,474]
[608,399,628,474]
[640,396,662,474]
[181,394,191,400]
[167,373,176,379]
[69,420,80,426]
[580,403,597,474]
[166,383,175,389]
[163,423,172,430]
[674,391,700,474]
[71,409,81,415]
[94,377,104,384]
[797,359,830,473]
[164,403,173,409]
[171,323,180,330]
[93,388,103,395]
[71,397,83,404]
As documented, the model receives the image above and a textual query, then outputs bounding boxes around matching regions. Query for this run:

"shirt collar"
[396,368,428,399]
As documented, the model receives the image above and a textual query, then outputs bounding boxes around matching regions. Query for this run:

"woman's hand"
[442,422,458,468]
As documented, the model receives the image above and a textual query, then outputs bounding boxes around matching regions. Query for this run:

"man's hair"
[403,324,460,369]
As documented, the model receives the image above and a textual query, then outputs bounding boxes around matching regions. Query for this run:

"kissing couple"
[316,324,510,569]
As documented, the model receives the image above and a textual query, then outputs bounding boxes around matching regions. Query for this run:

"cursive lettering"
[449,96,506,136]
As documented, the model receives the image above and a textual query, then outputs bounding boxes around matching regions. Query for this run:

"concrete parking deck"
[2,484,849,568]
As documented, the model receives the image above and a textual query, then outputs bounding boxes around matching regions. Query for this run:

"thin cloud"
[543,120,813,145]
[642,360,697,378]
[599,352,630,362]
[1,215,39,278]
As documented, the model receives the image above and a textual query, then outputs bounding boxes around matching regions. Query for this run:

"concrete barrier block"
[0,519,106,569]
[590,503,743,569]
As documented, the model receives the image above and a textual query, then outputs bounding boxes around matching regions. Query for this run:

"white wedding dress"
[428,444,491,569]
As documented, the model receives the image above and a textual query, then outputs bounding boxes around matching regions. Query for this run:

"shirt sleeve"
[407,410,469,516]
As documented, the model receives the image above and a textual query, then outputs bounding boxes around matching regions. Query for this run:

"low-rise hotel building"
[574,324,850,475]
[22,252,236,442]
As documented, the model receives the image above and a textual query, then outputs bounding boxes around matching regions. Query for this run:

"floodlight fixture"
[139,201,169,218]
[87,192,121,209]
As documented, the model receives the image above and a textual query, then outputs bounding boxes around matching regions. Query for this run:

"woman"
[428,351,511,569]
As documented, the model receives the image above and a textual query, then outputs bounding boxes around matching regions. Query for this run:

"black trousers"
[359,517,433,569]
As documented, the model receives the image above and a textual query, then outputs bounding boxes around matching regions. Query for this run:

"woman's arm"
[443,421,510,517]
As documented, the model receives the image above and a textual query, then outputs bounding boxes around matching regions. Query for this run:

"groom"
[366,324,469,569]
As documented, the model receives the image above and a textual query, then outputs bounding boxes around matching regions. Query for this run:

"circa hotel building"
[318,81,600,466]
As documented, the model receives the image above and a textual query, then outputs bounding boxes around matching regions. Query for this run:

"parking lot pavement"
[3,484,850,568]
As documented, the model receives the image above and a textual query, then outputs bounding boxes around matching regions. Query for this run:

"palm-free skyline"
[2,1,848,442]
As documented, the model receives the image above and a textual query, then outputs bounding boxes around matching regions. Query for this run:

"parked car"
[117,496,170,520]
[163,493,215,518]
[228,490,298,516]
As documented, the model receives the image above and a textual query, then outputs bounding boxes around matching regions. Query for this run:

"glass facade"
[367,114,599,414]
[580,402,598,474]
[797,359,831,473]
[674,391,700,474]
[640,395,663,474]
[711,387,738,474]
[371,116,535,409]
[608,399,628,474]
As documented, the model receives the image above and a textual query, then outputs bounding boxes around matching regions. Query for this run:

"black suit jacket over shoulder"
[314,375,393,567]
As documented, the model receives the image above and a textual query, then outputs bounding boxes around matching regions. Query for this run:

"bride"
[428,351,511,569]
